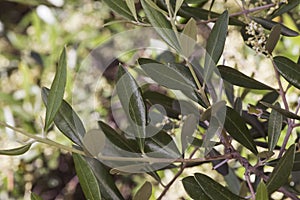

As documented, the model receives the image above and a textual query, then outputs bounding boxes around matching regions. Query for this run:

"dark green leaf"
[218,65,274,90]
[256,91,279,109]
[256,181,268,200]
[273,56,300,90]
[224,168,241,195]
[266,144,296,193]
[182,176,210,200]
[194,173,243,199]
[0,143,32,156]
[267,152,300,171]
[73,154,101,200]
[270,0,300,19]
[44,47,67,131]
[252,17,299,37]
[138,58,198,102]
[116,65,146,151]
[205,10,228,65]
[42,87,86,146]
[145,130,181,158]
[225,107,258,154]
[85,157,124,200]
[141,0,181,51]
[268,102,283,152]
[30,192,42,200]
[98,121,140,153]
[133,181,152,200]
[102,0,135,21]
[265,24,281,54]
[183,173,244,200]
[260,101,300,120]
[178,6,244,26]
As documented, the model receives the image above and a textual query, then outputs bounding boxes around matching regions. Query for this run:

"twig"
[198,3,275,24]
[0,121,86,156]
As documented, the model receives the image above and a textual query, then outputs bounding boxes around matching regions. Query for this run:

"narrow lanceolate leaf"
[42,87,86,146]
[73,154,101,200]
[182,176,210,200]
[0,143,32,156]
[183,173,243,200]
[30,192,42,200]
[85,157,124,200]
[251,17,299,37]
[266,144,296,193]
[205,10,228,65]
[273,56,300,90]
[82,129,106,157]
[180,18,197,57]
[141,0,181,51]
[270,0,300,19]
[102,0,135,21]
[44,47,67,131]
[225,107,258,154]
[256,181,268,200]
[125,0,138,21]
[175,0,184,15]
[267,152,300,171]
[268,102,283,152]
[265,24,281,54]
[138,58,197,101]
[181,114,198,154]
[133,181,152,200]
[116,65,146,151]
[260,101,300,120]
[203,10,228,84]
[218,65,274,90]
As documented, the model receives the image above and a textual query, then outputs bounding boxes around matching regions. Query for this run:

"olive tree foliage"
[1,0,300,199]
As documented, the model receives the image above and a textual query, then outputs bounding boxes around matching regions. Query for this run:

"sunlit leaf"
[225,107,258,154]
[44,47,67,131]
[268,102,283,152]
[175,0,184,15]
[273,56,300,90]
[256,181,268,200]
[260,101,300,120]
[218,65,274,90]
[102,0,135,21]
[252,17,299,37]
[180,17,197,57]
[265,24,281,54]
[116,65,146,151]
[125,0,138,21]
[141,0,181,51]
[73,154,101,200]
[42,87,86,146]
[181,114,198,154]
[82,129,106,157]
[266,144,295,193]
[133,181,152,200]
[0,143,32,156]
